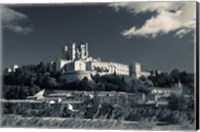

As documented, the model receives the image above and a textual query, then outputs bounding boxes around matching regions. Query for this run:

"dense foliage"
[3,63,194,100]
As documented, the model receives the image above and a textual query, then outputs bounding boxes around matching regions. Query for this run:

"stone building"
[129,62,150,79]
[48,42,130,82]
[86,61,129,76]
[47,42,150,82]
[62,43,89,61]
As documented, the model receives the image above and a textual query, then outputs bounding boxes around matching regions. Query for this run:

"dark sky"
[3,3,195,72]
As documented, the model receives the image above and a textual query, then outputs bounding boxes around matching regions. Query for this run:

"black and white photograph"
[0,0,198,130]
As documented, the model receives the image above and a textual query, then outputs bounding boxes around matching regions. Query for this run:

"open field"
[1,114,189,130]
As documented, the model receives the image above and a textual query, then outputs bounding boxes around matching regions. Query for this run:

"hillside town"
[2,42,195,129]
[1,0,197,129]
[3,42,184,106]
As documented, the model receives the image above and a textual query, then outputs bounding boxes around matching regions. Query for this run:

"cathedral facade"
[48,42,149,82]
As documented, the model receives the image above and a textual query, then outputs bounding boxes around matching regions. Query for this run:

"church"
[47,42,150,82]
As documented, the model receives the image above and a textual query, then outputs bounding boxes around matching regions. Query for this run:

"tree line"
[3,62,194,99]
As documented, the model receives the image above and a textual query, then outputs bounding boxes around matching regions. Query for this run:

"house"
[26,89,45,100]
[150,87,182,96]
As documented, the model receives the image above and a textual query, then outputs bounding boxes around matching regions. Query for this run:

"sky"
[1,2,196,72]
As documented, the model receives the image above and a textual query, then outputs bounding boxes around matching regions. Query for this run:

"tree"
[170,69,180,83]
[36,62,46,74]
[91,74,100,83]
[168,93,189,111]
[128,77,153,94]
[43,76,57,88]
[79,77,93,91]
[179,71,194,96]
[50,71,61,79]
[3,85,33,99]
[156,73,173,87]
[139,76,154,88]
[179,71,194,85]
[126,78,138,93]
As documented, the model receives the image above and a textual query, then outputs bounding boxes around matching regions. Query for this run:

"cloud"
[109,2,196,38]
[1,6,33,34]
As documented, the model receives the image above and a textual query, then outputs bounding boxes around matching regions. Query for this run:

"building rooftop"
[150,87,180,91]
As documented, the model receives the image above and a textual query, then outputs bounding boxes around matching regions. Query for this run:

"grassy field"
[1,114,189,130]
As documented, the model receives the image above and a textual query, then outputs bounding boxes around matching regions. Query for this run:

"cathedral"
[47,42,150,82]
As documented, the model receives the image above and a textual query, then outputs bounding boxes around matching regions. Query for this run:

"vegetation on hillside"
[2,97,195,129]
[3,63,194,99]
[1,63,195,129]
